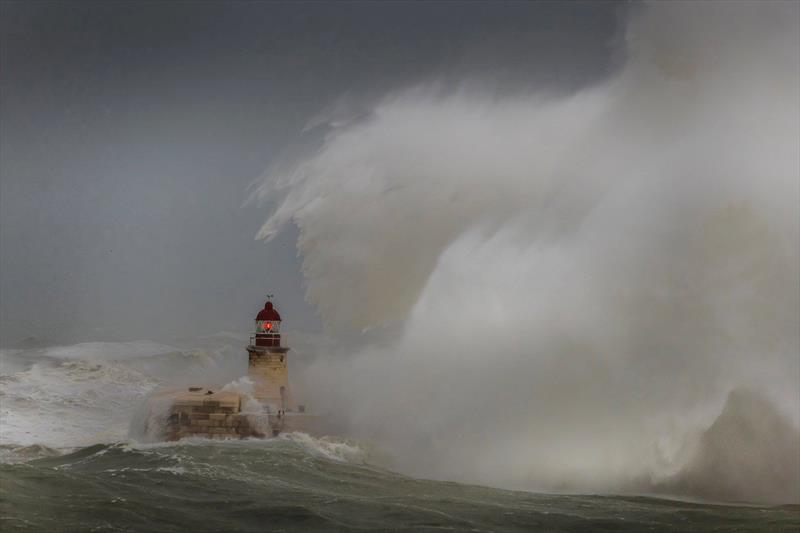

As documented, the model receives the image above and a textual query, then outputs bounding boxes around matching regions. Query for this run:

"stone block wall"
[164,390,264,440]
[247,348,293,410]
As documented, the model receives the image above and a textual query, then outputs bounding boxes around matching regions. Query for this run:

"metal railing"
[249,333,285,347]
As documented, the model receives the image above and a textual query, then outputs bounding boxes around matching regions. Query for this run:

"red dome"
[256,301,282,321]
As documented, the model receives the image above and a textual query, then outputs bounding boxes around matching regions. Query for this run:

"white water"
[0,334,338,453]
[254,1,800,503]
[1,1,796,506]
[0,338,245,448]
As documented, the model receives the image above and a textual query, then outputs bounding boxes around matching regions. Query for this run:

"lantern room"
[254,300,282,347]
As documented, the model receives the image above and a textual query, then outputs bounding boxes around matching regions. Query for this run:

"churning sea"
[1,338,797,532]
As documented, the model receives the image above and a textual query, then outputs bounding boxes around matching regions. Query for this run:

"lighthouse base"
[148,387,326,441]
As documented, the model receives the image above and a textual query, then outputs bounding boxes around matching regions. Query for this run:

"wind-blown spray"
[255,2,799,503]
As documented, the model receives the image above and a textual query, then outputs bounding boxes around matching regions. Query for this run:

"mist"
[0,1,619,345]
[256,2,800,503]
[1,0,796,507]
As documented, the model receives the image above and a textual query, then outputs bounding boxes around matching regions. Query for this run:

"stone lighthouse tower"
[247,298,292,412]
[156,296,323,441]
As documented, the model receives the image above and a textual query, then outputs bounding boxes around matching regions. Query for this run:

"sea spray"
[255,1,800,503]
[0,338,246,447]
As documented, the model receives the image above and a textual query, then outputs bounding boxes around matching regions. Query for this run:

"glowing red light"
[265,322,272,330]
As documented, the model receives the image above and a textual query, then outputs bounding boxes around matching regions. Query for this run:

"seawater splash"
[0,337,247,448]
[255,2,800,503]
[661,389,800,503]
[221,376,263,413]
[280,432,370,464]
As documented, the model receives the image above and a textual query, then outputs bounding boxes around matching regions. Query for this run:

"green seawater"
[1,437,797,532]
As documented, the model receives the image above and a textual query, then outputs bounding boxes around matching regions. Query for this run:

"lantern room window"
[257,320,280,333]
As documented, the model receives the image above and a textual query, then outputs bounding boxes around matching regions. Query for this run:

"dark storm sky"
[0,1,625,344]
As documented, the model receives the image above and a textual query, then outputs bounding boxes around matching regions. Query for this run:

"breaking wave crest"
[662,389,800,504]
[255,1,800,504]
[0,338,247,448]
[279,432,370,464]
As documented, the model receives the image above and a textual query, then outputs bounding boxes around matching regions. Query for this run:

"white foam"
[254,1,799,504]
[280,432,368,464]
[43,341,178,361]
[0,340,238,450]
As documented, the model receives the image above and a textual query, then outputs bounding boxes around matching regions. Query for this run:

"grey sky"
[0,1,625,345]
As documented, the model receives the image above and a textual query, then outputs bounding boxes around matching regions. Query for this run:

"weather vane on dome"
[266,293,274,301]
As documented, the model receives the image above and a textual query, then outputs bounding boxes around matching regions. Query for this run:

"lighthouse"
[153,295,323,441]
[247,299,292,412]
